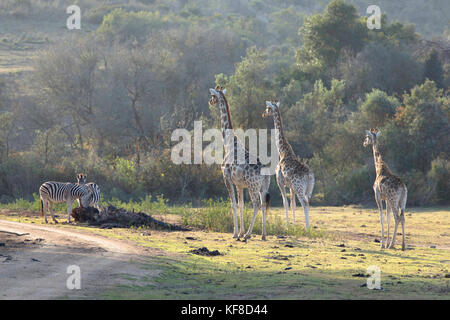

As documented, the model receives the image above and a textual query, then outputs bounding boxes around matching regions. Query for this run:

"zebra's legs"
[49,201,58,224]
[67,199,73,223]
[42,199,48,224]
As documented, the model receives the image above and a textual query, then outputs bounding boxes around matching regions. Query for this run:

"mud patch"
[189,247,222,256]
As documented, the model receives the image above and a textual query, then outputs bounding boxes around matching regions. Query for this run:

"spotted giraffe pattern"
[364,128,408,250]
[209,87,271,240]
[263,101,314,228]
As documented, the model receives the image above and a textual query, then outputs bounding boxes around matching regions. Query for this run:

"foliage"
[214,47,275,129]
[360,89,400,128]
[98,9,181,42]
[297,0,367,74]
[423,49,445,88]
[0,0,448,207]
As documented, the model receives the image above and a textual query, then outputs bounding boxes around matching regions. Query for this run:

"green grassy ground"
[0,205,449,299]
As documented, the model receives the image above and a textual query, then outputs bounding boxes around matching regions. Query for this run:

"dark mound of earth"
[189,247,222,256]
[71,205,189,231]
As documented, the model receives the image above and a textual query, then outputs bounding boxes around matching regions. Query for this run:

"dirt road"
[0,220,160,299]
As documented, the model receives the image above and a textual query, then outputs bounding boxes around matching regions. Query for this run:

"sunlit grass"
[182,198,324,238]
[0,204,449,299]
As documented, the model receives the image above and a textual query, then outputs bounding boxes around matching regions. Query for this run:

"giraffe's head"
[262,100,280,118]
[76,173,86,184]
[363,128,381,147]
[208,86,227,107]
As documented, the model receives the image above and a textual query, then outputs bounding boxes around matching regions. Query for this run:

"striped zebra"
[39,181,91,224]
[77,173,86,183]
[75,173,101,209]
[78,182,101,209]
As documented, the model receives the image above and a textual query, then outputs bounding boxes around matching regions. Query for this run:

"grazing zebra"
[74,173,100,209]
[79,182,101,209]
[39,181,91,224]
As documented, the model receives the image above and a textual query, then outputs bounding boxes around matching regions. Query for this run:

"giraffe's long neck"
[272,108,294,159]
[218,94,234,147]
[372,142,388,177]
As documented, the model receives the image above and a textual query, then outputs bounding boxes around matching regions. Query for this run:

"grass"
[0,203,449,299]
[182,198,324,238]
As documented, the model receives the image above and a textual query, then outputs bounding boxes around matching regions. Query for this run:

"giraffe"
[262,101,314,228]
[363,128,408,250]
[209,86,271,240]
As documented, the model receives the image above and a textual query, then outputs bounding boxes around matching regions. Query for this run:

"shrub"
[427,156,450,204]
[97,8,181,41]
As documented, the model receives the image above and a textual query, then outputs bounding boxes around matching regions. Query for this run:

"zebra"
[74,173,101,209]
[76,173,87,185]
[78,182,101,209]
[39,181,91,224]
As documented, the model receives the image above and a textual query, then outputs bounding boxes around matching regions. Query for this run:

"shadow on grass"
[101,254,450,300]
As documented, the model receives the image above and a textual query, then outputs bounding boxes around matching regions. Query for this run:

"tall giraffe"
[209,87,271,240]
[363,128,407,250]
[262,101,314,228]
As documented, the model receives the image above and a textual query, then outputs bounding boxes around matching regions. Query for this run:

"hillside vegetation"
[0,0,448,207]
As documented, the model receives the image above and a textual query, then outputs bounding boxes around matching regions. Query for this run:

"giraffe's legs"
[223,171,239,239]
[386,201,391,248]
[400,209,406,251]
[290,188,296,224]
[389,205,400,249]
[374,189,384,249]
[276,168,289,223]
[296,193,309,229]
[237,187,245,238]
[260,192,267,241]
[244,191,261,240]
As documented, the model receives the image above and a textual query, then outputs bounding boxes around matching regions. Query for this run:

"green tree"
[214,47,275,129]
[337,42,423,99]
[386,80,449,173]
[423,49,444,88]
[427,156,449,204]
[360,89,400,128]
[0,111,14,162]
[297,0,367,73]
[285,79,347,158]
[98,9,179,42]
[269,7,304,44]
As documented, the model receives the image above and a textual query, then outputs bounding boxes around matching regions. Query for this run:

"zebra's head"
[79,187,93,208]
[77,173,86,184]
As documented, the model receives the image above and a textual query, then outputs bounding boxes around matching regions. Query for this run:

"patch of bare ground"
[0,219,163,299]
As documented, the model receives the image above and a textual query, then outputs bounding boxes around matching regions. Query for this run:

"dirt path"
[0,219,161,300]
